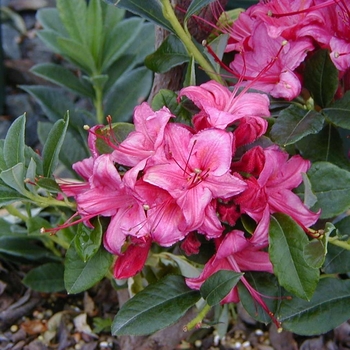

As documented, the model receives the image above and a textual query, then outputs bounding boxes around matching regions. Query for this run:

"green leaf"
[38,123,89,175]
[25,158,37,194]
[123,22,155,66]
[203,34,228,74]
[56,0,87,44]
[42,113,69,178]
[303,239,326,269]
[115,0,174,33]
[0,163,27,195]
[159,252,200,278]
[304,49,338,108]
[112,275,200,336]
[0,236,60,262]
[269,214,319,300]
[307,162,350,218]
[238,272,281,324]
[324,243,350,274]
[0,184,27,205]
[86,0,103,64]
[323,91,350,129]
[101,17,144,72]
[301,173,318,208]
[296,124,350,171]
[31,63,94,98]
[36,8,67,36]
[36,177,61,192]
[27,216,52,236]
[57,37,96,74]
[104,67,152,122]
[184,56,196,87]
[95,122,134,154]
[145,34,189,73]
[74,219,103,263]
[64,245,113,294]
[22,263,65,293]
[36,30,67,56]
[185,0,217,21]
[270,105,324,146]
[278,278,350,335]
[3,114,25,168]
[200,270,243,306]
[151,89,191,122]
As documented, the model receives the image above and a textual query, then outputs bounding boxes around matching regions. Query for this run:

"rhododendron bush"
[2,0,350,341]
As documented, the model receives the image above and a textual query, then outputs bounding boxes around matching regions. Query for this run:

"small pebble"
[10,325,18,333]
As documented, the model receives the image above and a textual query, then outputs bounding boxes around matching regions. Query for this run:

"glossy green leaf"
[36,8,67,36]
[304,49,338,108]
[31,63,94,98]
[0,184,27,205]
[163,253,200,278]
[200,270,243,306]
[145,34,189,73]
[86,0,103,63]
[0,163,27,195]
[303,239,326,269]
[42,113,69,178]
[101,17,144,72]
[36,177,61,192]
[184,56,196,87]
[57,37,96,74]
[296,124,350,171]
[324,243,350,274]
[301,173,318,209]
[270,105,324,146]
[0,236,59,262]
[323,90,350,129]
[38,123,89,175]
[278,278,350,335]
[307,162,350,218]
[123,22,155,66]
[151,89,191,122]
[269,214,319,300]
[74,219,103,262]
[115,0,173,33]
[185,0,217,21]
[56,0,87,44]
[23,263,65,293]
[238,272,281,324]
[112,275,200,336]
[26,216,52,236]
[95,122,134,154]
[25,158,37,194]
[3,114,25,168]
[104,67,152,122]
[64,245,113,294]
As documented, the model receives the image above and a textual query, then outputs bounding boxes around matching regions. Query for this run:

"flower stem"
[160,0,224,85]
[4,204,28,222]
[94,84,104,124]
[328,237,350,250]
[184,303,211,331]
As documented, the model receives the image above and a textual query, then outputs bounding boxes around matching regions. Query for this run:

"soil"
[1,1,350,349]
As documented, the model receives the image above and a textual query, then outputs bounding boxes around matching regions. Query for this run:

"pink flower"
[112,102,174,167]
[143,124,246,236]
[229,23,314,100]
[186,230,280,326]
[232,146,320,245]
[178,80,270,147]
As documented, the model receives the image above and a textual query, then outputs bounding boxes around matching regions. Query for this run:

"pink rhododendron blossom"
[143,124,246,235]
[178,80,270,146]
[112,102,174,167]
[113,236,152,280]
[232,145,320,245]
[186,230,279,325]
[229,23,314,100]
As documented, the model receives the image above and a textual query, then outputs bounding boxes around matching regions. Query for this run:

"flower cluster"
[55,79,320,322]
[223,0,350,100]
